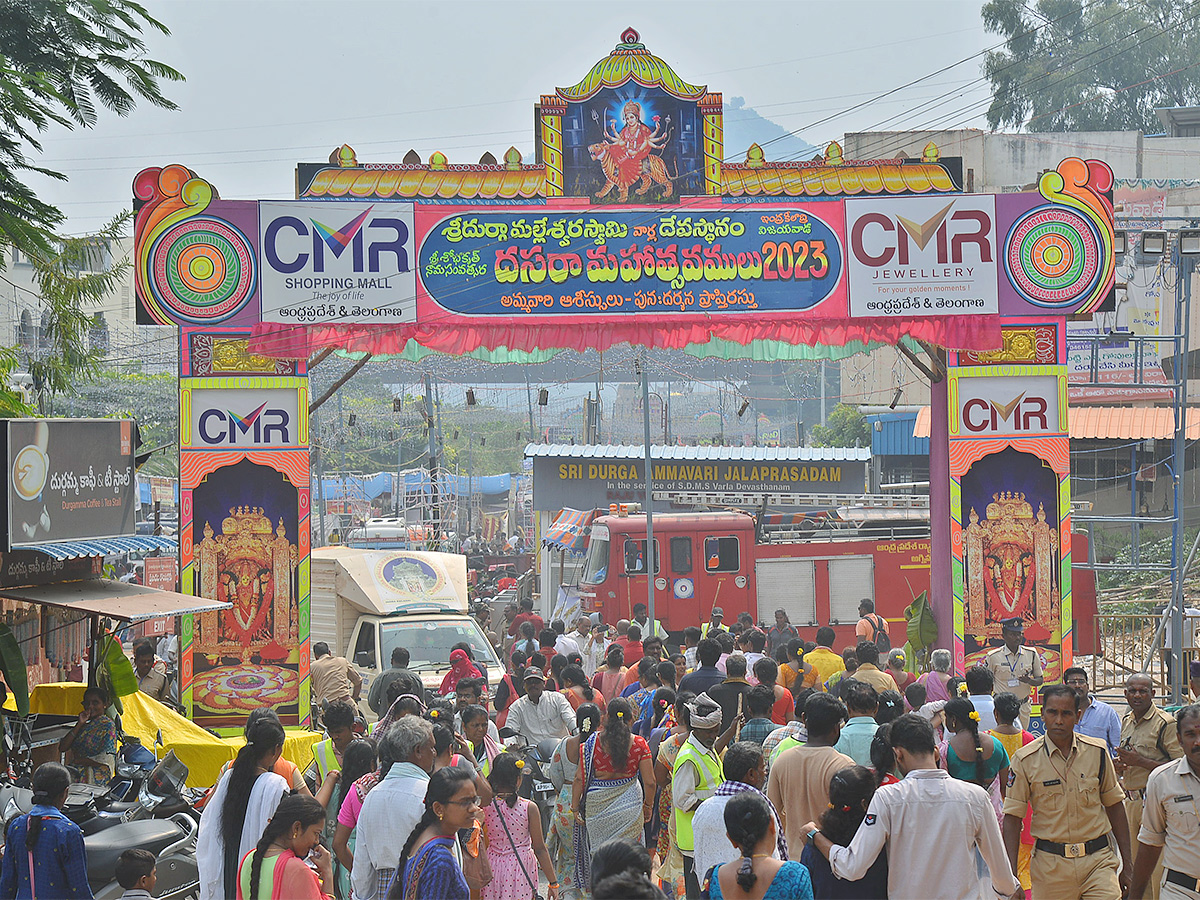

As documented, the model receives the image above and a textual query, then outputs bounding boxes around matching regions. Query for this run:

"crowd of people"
[8,605,1200,900]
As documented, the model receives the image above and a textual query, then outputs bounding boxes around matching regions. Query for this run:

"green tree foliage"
[72,369,177,474]
[0,346,34,416]
[983,0,1200,133]
[808,402,869,448]
[0,0,182,253]
[22,211,131,414]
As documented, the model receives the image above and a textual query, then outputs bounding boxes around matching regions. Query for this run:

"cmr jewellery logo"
[845,196,998,317]
[850,199,993,268]
[190,389,301,447]
[956,376,1060,436]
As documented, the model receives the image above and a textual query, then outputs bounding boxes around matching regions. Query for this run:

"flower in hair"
[828,802,835,809]
[968,711,980,721]
[515,759,525,769]
[617,711,625,718]
[957,683,969,696]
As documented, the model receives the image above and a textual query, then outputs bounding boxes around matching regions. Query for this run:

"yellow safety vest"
[700,623,726,639]
[313,738,342,781]
[673,739,723,853]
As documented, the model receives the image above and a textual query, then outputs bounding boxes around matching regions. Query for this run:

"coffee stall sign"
[5,419,137,549]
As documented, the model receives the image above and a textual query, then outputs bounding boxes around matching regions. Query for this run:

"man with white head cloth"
[673,692,731,900]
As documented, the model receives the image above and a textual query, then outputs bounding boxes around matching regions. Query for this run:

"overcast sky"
[29,1,996,234]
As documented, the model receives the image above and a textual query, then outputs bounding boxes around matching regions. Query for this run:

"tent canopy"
[0,579,229,623]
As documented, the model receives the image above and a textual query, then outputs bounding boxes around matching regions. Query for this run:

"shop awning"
[912,406,1200,441]
[22,536,176,561]
[0,579,229,623]
[542,508,597,555]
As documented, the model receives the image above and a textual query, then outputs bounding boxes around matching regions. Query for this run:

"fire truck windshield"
[581,533,609,584]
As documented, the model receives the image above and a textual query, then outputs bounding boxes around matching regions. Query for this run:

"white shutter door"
[755,558,817,627]
[828,556,875,625]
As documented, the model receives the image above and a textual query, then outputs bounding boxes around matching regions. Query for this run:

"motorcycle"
[497,728,559,837]
[1,752,200,899]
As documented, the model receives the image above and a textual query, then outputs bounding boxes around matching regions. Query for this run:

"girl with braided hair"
[943,697,1010,793]
[0,762,91,899]
[701,792,812,899]
[547,703,602,899]
[388,767,475,900]
[236,794,329,900]
[198,718,289,900]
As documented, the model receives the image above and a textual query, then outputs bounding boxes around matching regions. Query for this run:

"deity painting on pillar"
[189,457,301,727]
[960,446,1063,679]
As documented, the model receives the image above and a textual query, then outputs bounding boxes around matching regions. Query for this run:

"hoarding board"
[845,195,999,317]
[6,419,137,548]
[417,205,847,317]
[258,201,417,324]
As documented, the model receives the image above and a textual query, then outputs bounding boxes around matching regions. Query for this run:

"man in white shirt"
[505,668,576,746]
[632,602,668,643]
[804,713,1021,900]
[352,717,436,900]
[552,619,580,658]
[965,665,998,733]
[691,742,786,881]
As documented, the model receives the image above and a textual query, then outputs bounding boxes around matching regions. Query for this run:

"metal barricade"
[1088,613,1200,691]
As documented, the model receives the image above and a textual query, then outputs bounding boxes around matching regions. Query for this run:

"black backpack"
[866,614,892,652]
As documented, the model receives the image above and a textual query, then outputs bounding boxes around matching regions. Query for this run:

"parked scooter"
[1,752,200,899]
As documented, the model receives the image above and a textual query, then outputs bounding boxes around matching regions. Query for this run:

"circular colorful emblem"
[1005,206,1102,308]
[149,216,256,323]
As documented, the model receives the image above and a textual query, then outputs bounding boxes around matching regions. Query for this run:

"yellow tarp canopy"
[30,683,321,788]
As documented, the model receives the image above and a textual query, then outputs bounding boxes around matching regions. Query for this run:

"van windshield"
[379,619,500,673]
[581,535,609,585]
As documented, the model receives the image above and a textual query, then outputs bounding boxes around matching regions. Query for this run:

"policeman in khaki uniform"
[1130,704,1200,900]
[1119,673,1183,900]
[1004,684,1133,900]
[986,617,1045,728]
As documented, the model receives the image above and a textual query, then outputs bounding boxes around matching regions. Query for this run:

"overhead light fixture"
[538,388,549,406]
[1113,230,1127,255]
[466,389,476,406]
[1180,228,1200,255]
[393,397,402,413]
[889,387,902,410]
[737,399,750,418]
[1141,230,1167,254]
[347,413,356,426]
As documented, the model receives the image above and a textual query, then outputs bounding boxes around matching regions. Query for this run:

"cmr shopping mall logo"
[263,203,412,275]
[189,389,302,447]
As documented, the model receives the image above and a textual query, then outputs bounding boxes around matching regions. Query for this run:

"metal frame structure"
[1072,221,1195,703]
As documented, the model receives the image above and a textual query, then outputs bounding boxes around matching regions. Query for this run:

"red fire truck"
[576,509,1097,650]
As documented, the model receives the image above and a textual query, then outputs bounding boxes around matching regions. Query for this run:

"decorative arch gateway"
[134,29,1115,721]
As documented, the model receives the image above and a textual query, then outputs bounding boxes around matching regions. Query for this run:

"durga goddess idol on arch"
[590,100,673,202]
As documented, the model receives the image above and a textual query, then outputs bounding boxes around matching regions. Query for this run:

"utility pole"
[524,372,536,443]
[314,406,327,546]
[639,352,656,636]
[424,373,440,550]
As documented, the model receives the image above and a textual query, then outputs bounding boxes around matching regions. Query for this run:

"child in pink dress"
[482,754,559,900]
